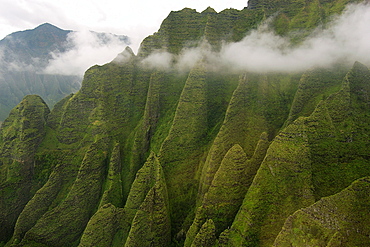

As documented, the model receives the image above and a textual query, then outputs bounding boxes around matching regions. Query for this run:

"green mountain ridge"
[0,23,129,122]
[1,0,370,246]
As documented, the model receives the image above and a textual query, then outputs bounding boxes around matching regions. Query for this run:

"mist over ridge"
[0,23,130,76]
[43,29,130,75]
[140,2,370,73]
[0,23,129,121]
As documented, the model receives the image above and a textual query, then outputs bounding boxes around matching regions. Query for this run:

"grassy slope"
[273,177,370,246]
[1,0,369,246]
[0,95,50,244]
[219,61,370,246]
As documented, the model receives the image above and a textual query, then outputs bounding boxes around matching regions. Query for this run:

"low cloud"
[140,42,219,72]
[43,30,129,76]
[141,51,173,70]
[142,3,370,73]
[0,36,39,72]
[220,3,370,73]
[175,43,219,72]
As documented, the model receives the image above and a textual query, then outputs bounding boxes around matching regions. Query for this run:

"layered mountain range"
[1,0,370,246]
[0,23,129,122]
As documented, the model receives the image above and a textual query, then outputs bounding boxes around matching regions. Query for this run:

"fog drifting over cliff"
[142,3,370,73]
[222,3,370,72]
[43,30,129,76]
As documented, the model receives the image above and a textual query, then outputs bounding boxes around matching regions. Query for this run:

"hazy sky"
[0,0,248,51]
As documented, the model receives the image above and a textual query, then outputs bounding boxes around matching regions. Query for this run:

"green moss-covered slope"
[308,61,370,199]
[124,153,161,227]
[219,61,370,246]
[186,131,271,245]
[184,144,249,246]
[138,0,360,57]
[21,138,109,246]
[190,219,216,247]
[197,73,296,206]
[1,1,370,246]
[273,177,370,246]
[78,203,124,247]
[99,143,123,208]
[138,7,265,56]
[223,117,315,246]
[0,95,50,244]
[285,66,347,126]
[247,0,362,37]
[124,154,170,247]
[158,60,209,235]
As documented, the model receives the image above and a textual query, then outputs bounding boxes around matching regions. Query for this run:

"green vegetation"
[21,138,110,246]
[0,23,80,121]
[124,153,170,247]
[274,177,370,246]
[1,0,370,246]
[0,95,50,244]
[78,203,124,247]
[0,23,130,122]
[158,61,209,236]
[190,219,216,247]
[223,117,315,246]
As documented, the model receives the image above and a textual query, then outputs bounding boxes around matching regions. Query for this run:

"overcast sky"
[0,0,248,52]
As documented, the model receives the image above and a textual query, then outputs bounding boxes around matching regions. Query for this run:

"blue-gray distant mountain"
[0,23,129,122]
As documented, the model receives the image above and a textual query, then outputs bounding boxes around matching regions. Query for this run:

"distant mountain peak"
[0,23,129,121]
[33,23,69,32]
[8,22,71,38]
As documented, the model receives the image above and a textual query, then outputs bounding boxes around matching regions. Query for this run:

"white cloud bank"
[221,3,370,73]
[0,0,250,55]
[142,3,370,73]
[43,30,129,76]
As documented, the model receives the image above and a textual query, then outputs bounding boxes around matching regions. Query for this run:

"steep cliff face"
[0,95,50,243]
[1,0,370,246]
[217,61,370,246]
[247,0,362,37]
[273,177,370,246]
[138,7,265,56]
